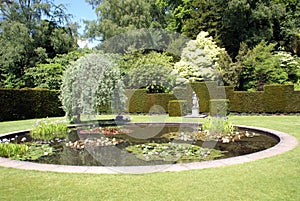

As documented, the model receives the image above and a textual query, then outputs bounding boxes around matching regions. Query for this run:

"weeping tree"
[60,52,126,122]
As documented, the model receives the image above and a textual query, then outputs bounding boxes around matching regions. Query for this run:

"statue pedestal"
[192,107,199,116]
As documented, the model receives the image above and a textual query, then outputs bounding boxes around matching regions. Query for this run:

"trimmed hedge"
[230,91,265,113]
[125,89,148,113]
[146,93,175,114]
[263,84,294,113]
[209,99,229,117]
[168,100,187,116]
[0,88,64,121]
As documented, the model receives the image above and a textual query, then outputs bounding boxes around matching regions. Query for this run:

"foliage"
[221,0,285,57]
[274,50,300,83]
[60,53,127,121]
[125,64,177,93]
[16,143,54,161]
[181,0,225,42]
[0,0,78,88]
[30,118,68,141]
[174,31,228,83]
[0,89,64,122]
[202,117,236,136]
[84,0,167,41]
[278,0,300,56]
[0,143,28,158]
[126,142,224,162]
[240,41,288,91]
[25,49,93,90]
[25,63,65,90]
[119,51,175,74]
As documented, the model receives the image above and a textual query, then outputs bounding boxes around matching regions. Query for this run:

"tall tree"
[0,0,78,88]
[84,0,167,41]
[181,0,226,42]
[275,0,300,56]
[221,0,285,57]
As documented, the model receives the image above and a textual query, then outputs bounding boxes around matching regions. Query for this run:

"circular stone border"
[0,124,298,174]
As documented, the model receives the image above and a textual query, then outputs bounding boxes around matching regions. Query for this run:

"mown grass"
[0,115,299,201]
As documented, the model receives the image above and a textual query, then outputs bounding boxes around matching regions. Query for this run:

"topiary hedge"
[263,84,294,113]
[125,89,148,113]
[146,93,176,114]
[0,88,64,121]
[168,100,188,117]
[230,91,265,113]
[209,99,229,117]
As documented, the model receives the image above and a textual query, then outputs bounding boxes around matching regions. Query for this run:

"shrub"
[125,89,148,113]
[174,31,228,83]
[209,99,229,117]
[125,64,177,93]
[168,100,187,117]
[0,88,64,121]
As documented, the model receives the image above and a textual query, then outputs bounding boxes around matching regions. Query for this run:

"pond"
[0,122,279,167]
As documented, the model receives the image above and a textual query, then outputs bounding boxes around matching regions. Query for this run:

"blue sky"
[54,0,97,35]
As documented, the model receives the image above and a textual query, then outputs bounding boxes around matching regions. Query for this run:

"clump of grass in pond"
[126,143,224,162]
[0,143,28,158]
[202,117,236,136]
[30,118,68,140]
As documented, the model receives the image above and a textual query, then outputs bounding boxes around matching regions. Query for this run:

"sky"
[54,0,98,48]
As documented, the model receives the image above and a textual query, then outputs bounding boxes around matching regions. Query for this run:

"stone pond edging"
[0,124,298,174]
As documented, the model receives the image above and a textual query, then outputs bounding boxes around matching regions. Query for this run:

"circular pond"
[0,122,297,174]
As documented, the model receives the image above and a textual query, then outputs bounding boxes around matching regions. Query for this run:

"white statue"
[192,92,199,109]
[192,92,199,116]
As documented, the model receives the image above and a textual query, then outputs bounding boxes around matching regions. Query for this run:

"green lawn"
[0,115,299,201]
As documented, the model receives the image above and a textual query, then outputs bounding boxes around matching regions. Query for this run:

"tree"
[240,41,288,91]
[221,0,285,57]
[125,64,177,93]
[60,53,126,122]
[25,48,92,90]
[84,0,167,41]
[181,0,226,42]
[278,2,300,56]
[174,31,228,84]
[0,0,78,88]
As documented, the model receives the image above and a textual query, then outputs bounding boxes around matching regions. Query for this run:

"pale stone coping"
[0,124,298,174]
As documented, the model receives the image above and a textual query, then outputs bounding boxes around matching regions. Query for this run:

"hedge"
[209,99,229,117]
[0,88,64,121]
[146,93,175,114]
[263,84,294,113]
[168,100,187,117]
[125,89,148,113]
[230,91,265,113]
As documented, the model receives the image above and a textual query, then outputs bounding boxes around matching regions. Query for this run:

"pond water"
[1,123,279,167]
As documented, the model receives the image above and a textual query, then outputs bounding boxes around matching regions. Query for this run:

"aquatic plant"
[30,118,68,140]
[126,142,224,162]
[0,143,28,158]
[202,117,235,135]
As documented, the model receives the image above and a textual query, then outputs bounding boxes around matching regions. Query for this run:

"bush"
[168,100,187,117]
[0,88,64,121]
[209,99,229,117]
[0,143,28,158]
[125,64,177,93]
[125,89,148,113]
